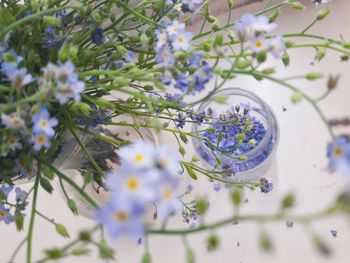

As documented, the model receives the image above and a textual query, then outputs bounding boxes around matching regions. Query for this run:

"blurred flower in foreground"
[327,135,350,174]
[95,141,182,240]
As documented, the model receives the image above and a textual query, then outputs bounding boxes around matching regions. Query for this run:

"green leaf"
[55,224,70,238]
[67,199,78,215]
[40,177,53,194]
[183,163,197,180]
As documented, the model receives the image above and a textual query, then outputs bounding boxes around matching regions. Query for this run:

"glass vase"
[192,88,279,182]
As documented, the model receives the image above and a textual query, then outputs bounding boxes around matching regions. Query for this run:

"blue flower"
[8,136,23,151]
[327,136,350,174]
[106,165,159,204]
[156,176,182,219]
[40,61,85,104]
[175,74,189,92]
[0,204,13,224]
[15,187,28,203]
[0,184,13,197]
[95,196,144,239]
[8,68,33,89]
[213,183,222,192]
[155,28,169,51]
[30,133,51,152]
[259,177,273,193]
[32,107,58,137]
[91,28,105,46]
[188,51,204,68]
[170,30,193,51]
[44,26,63,48]
[155,145,181,174]
[166,20,186,37]
[1,51,23,76]
[121,50,134,63]
[269,35,286,59]
[155,44,176,68]
[119,141,157,169]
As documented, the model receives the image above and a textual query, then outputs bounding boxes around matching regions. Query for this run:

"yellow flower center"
[255,41,263,48]
[127,177,139,191]
[114,211,128,222]
[39,119,48,128]
[36,135,47,144]
[12,119,21,126]
[334,147,343,156]
[162,187,172,200]
[134,153,144,163]
[0,211,6,218]
[9,139,16,145]
[178,36,185,43]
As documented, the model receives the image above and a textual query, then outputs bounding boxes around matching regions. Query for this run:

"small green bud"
[99,239,114,260]
[207,16,217,23]
[327,74,340,90]
[230,188,242,206]
[179,146,186,157]
[281,193,295,209]
[214,34,224,47]
[315,48,326,62]
[68,199,78,215]
[55,224,70,238]
[248,139,256,145]
[45,248,64,259]
[236,60,251,69]
[291,2,305,10]
[91,11,102,22]
[185,248,195,263]
[227,0,234,9]
[235,133,246,140]
[282,53,290,67]
[71,247,90,256]
[79,231,91,242]
[256,52,267,63]
[43,16,60,26]
[213,96,228,104]
[207,234,219,251]
[15,213,24,231]
[40,177,53,194]
[269,9,280,23]
[291,91,303,104]
[142,253,152,263]
[237,155,247,161]
[212,22,220,31]
[83,170,94,184]
[180,133,188,144]
[196,199,208,215]
[305,72,323,80]
[71,103,91,116]
[262,67,275,75]
[316,7,330,21]
[342,41,350,49]
[259,232,274,252]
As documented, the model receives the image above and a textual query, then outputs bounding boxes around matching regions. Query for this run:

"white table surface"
[1,1,350,262]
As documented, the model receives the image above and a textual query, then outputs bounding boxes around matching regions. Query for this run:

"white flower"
[30,133,51,152]
[171,31,193,51]
[166,20,186,37]
[8,137,23,151]
[269,35,286,59]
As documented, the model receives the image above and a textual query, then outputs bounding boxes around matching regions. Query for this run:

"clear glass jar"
[54,114,159,218]
[192,88,279,182]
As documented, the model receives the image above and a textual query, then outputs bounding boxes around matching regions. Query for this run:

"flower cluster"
[0,184,28,225]
[95,141,182,239]
[154,21,213,94]
[327,135,350,175]
[38,61,85,105]
[234,13,286,59]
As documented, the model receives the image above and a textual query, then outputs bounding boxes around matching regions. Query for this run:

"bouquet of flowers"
[0,0,349,262]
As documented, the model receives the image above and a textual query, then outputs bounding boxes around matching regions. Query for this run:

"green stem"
[301,20,317,34]
[147,206,336,235]
[37,158,98,208]
[26,170,41,263]
[8,237,27,263]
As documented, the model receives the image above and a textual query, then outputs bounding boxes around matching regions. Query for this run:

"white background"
[1,0,350,262]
